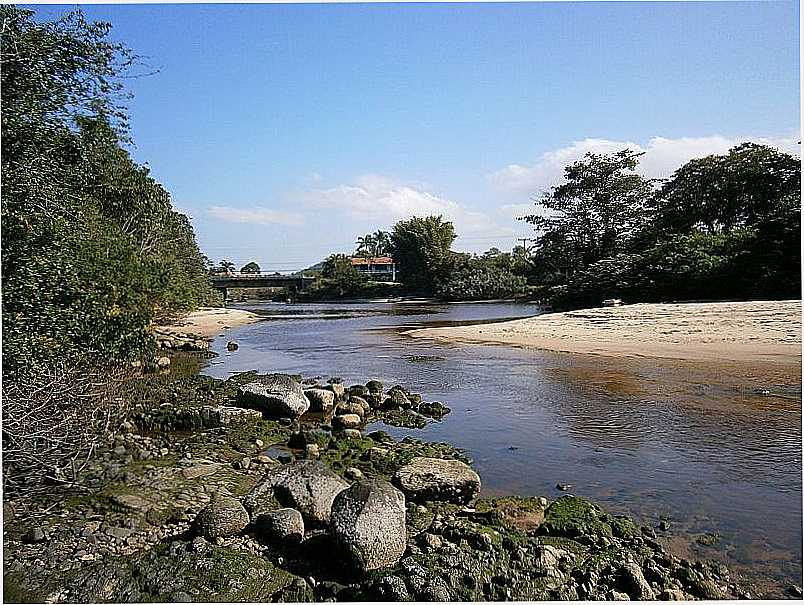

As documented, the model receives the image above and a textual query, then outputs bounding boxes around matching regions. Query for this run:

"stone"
[344,467,364,480]
[226,341,239,351]
[393,457,481,504]
[194,494,249,540]
[417,400,451,419]
[244,460,348,526]
[341,429,362,440]
[421,532,443,550]
[327,381,346,399]
[304,388,336,413]
[331,479,406,572]
[336,401,366,417]
[181,464,221,480]
[110,494,152,512]
[156,356,171,368]
[384,388,411,409]
[105,526,133,539]
[305,444,320,459]
[237,374,309,419]
[215,406,263,425]
[332,413,362,430]
[620,561,655,600]
[255,455,278,465]
[658,589,688,600]
[349,385,369,398]
[373,575,410,601]
[256,508,304,545]
[365,380,383,393]
[25,527,47,543]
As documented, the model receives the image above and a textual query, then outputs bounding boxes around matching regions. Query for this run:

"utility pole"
[517,238,537,256]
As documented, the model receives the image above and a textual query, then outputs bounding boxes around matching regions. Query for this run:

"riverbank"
[408,300,802,365]
[3,364,762,602]
[157,307,263,339]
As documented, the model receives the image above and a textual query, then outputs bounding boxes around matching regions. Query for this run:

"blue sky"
[35,2,800,271]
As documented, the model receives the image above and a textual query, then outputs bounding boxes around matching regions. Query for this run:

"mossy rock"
[540,495,613,539]
[473,497,546,533]
[64,545,298,602]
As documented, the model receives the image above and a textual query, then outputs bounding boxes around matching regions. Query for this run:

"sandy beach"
[157,307,262,339]
[408,300,802,365]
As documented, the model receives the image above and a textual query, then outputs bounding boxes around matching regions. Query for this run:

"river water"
[201,301,802,595]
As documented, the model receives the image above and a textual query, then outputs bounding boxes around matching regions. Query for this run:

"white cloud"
[297,174,515,240]
[490,135,800,195]
[207,205,304,226]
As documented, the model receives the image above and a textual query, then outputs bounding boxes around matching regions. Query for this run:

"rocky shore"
[4,354,759,602]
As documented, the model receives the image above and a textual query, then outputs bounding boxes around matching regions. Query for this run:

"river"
[201,300,802,596]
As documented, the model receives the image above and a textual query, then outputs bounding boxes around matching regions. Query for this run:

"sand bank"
[408,300,802,365]
[157,307,262,339]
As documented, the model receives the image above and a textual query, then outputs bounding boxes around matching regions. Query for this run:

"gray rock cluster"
[153,329,210,351]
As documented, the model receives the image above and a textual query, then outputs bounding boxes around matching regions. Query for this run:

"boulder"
[304,388,335,413]
[349,385,369,398]
[226,341,239,351]
[327,381,346,399]
[384,388,411,409]
[340,429,362,439]
[243,460,348,526]
[417,401,451,419]
[332,413,362,430]
[336,401,366,418]
[194,494,249,539]
[237,374,309,419]
[256,508,304,545]
[365,380,383,393]
[619,561,655,601]
[393,457,481,504]
[331,479,407,572]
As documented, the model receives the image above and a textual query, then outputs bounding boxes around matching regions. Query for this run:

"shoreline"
[156,306,263,339]
[407,300,803,366]
[4,368,765,601]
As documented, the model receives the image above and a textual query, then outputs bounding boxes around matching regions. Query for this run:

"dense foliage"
[2,6,213,375]
[390,215,457,291]
[521,144,800,308]
[436,266,527,301]
[1,7,214,495]
[240,261,261,273]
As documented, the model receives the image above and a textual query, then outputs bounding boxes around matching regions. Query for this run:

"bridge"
[209,272,316,302]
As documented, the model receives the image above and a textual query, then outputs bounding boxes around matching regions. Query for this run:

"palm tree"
[372,230,391,256]
[355,234,375,257]
[219,259,236,274]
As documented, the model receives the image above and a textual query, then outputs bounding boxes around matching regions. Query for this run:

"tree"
[651,143,801,235]
[390,216,457,291]
[521,149,655,282]
[241,261,261,273]
[219,259,236,273]
[355,230,391,257]
[321,254,365,296]
[1,6,215,497]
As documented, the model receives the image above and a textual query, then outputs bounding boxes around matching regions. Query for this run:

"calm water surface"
[202,301,802,595]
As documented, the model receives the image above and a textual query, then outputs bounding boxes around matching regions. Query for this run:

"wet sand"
[156,307,262,339]
[408,300,802,365]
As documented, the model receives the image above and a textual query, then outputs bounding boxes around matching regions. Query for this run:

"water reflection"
[202,301,802,594]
